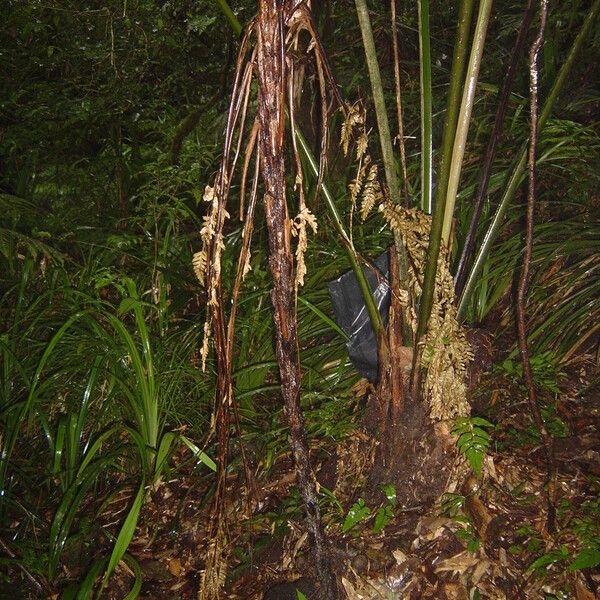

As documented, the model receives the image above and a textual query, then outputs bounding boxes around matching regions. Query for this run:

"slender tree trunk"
[256,1,339,597]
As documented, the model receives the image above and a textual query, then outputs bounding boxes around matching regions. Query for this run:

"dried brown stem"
[288,2,345,203]
[230,59,256,177]
[239,118,260,219]
[228,150,261,503]
[516,0,555,534]
[200,24,258,600]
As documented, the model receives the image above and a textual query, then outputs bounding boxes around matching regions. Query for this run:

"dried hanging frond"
[380,203,431,295]
[381,202,472,421]
[292,205,318,287]
[200,320,211,372]
[341,101,365,157]
[195,182,222,372]
[192,250,207,285]
[195,184,218,286]
[356,129,369,161]
[360,163,382,221]
[206,205,229,309]
[349,155,370,208]
[422,306,471,421]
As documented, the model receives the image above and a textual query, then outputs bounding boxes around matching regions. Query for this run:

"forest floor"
[100,357,600,600]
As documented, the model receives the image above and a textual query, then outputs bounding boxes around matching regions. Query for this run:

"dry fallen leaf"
[442,581,469,600]
[434,550,480,574]
[167,557,183,577]
[341,575,363,600]
[575,577,597,600]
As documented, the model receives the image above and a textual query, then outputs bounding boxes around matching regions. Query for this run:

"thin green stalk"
[415,0,474,343]
[295,129,385,339]
[354,0,401,206]
[418,0,433,214]
[442,0,493,244]
[216,0,241,34]
[214,0,386,340]
[457,0,600,320]
[354,0,411,345]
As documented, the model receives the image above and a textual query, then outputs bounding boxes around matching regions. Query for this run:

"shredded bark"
[256,2,340,596]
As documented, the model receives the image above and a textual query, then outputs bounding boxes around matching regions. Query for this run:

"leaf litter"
[99,354,599,599]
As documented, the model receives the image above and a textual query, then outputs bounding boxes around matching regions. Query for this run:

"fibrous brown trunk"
[256,1,339,597]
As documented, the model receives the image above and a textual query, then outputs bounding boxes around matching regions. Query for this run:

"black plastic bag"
[328,250,390,382]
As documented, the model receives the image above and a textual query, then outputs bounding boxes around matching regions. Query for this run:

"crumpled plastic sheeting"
[328,250,390,382]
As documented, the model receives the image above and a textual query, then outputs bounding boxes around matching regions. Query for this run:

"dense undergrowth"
[1,0,599,597]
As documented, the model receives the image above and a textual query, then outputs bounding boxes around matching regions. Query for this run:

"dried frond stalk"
[349,155,368,208]
[241,251,252,279]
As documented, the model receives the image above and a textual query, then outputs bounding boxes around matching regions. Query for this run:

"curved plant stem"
[418,0,433,214]
[215,0,239,33]
[415,0,474,345]
[294,129,386,340]
[454,0,536,296]
[457,0,600,321]
[441,0,493,244]
[517,0,555,534]
[390,0,410,207]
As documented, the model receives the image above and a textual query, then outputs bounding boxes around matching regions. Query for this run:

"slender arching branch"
[454,0,536,296]
[457,0,600,320]
[516,0,555,534]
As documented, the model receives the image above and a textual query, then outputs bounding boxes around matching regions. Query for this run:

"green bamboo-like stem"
[454,0,536,296]
[418,0,433,214]
[214,0,386,341]
[390,0,410,206]
[354,0,411,345]
[415,0,474,343]
[441,0,493,244]
[216,0,241,33]
[457,0,600,320]
[354,0,401,206]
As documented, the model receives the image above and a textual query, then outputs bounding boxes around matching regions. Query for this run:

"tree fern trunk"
[256,1,339,596]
